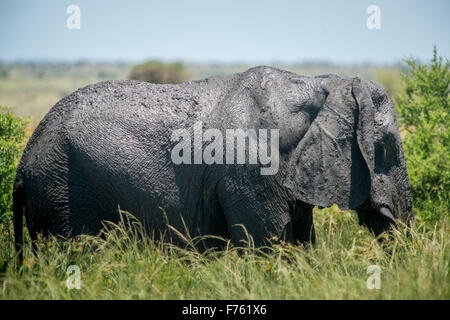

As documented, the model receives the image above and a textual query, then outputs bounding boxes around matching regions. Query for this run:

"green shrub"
[128,60,189,84]
[395,47,449,221]
[0,107,26,222]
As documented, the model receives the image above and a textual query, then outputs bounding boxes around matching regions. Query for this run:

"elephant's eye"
[288,104,303,113]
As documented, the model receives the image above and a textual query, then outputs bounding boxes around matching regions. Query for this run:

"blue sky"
[0,0,448,64]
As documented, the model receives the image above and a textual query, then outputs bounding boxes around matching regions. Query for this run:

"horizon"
[0,58,422,68]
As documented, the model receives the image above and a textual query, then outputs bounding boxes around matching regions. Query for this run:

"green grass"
[0,207,448,299]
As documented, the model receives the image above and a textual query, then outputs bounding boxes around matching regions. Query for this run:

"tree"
[396,47,449,221]
[128,61,189,84]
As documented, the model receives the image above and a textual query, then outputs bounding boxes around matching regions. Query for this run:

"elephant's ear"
[283,78,375,210]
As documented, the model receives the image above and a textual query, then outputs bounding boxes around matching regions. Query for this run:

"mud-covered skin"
[13,66,413,255]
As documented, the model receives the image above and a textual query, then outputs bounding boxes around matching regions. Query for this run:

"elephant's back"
[19,80,189,169]
[59,80,197,187]
[64,79,202,126]
[25,73,238,151]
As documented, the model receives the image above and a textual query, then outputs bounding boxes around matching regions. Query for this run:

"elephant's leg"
[291,201,316,245]
[216,170,294,247]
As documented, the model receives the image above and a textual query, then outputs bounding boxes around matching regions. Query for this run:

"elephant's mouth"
[355,202,397,236]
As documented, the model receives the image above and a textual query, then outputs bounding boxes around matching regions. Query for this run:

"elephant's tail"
[13,175,25,265]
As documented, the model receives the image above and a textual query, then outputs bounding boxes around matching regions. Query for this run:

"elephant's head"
[249,67,414,236]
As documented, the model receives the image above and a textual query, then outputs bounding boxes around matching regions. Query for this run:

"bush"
[0,107,26,222]
[128,60,189,84]
[395,47,449,221]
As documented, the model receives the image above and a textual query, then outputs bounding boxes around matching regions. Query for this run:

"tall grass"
[0,52,448,300]
[1,208,447,299]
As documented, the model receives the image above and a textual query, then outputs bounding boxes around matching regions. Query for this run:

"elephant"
[13,66,414,258]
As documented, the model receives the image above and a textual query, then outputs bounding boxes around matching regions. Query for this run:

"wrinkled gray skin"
[13,66,413,256]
